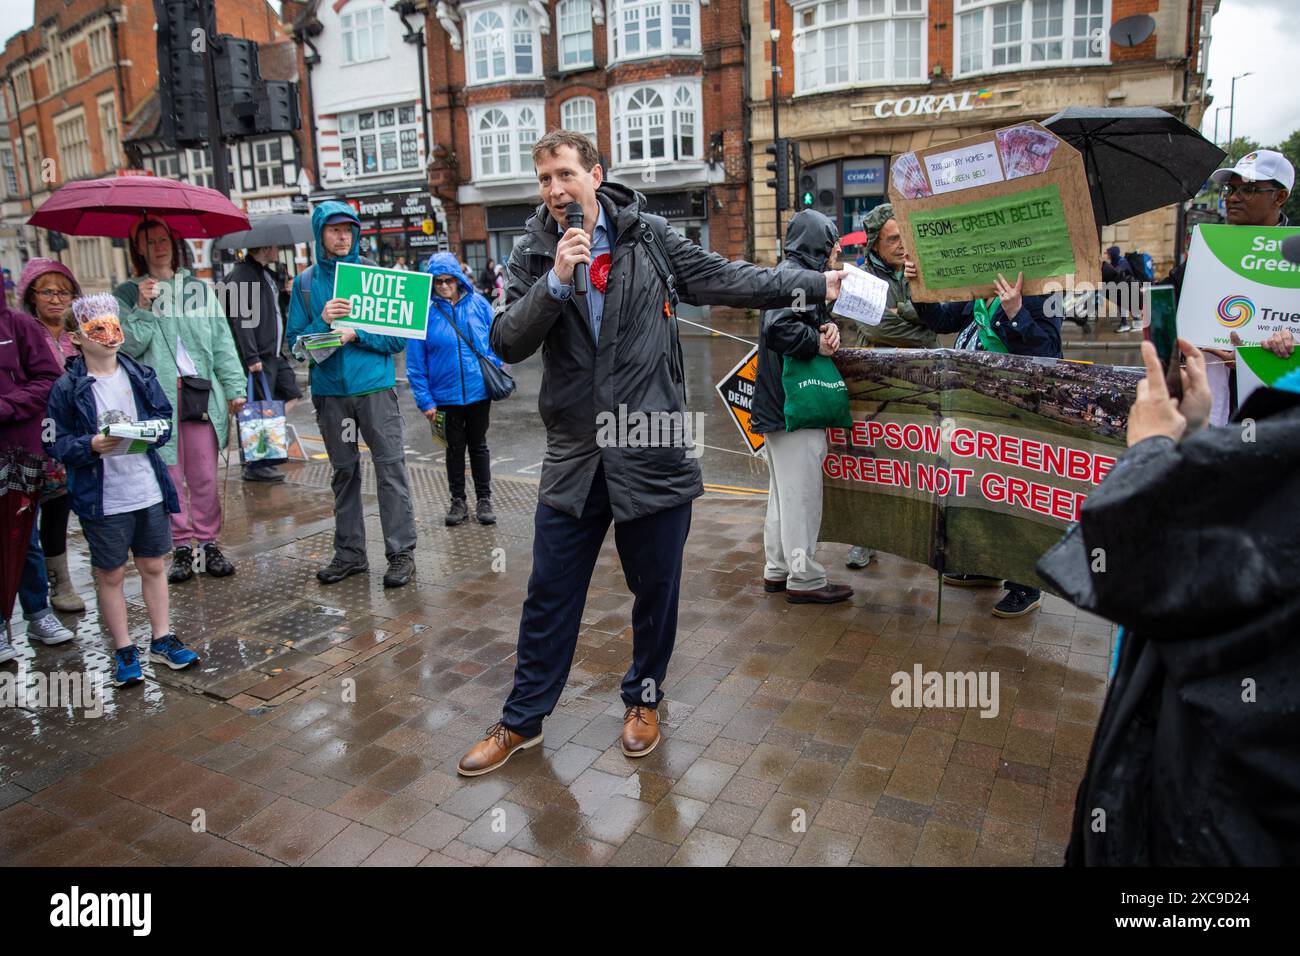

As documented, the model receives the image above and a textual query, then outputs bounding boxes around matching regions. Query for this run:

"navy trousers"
[501,467,693,738]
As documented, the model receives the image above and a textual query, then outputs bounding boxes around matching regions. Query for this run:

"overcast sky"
[5,0,1294,145]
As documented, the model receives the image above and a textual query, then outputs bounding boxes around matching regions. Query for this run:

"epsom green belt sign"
[908,185,1076,291]
[332,262,432,340]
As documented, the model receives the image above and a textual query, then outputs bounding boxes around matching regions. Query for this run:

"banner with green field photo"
[818,349,1142,592]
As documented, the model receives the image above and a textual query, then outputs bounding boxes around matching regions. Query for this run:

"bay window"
[470,101,544,180]
[467,2,543,84]
[955,0,1107,76]
[610,80,701,167]
[610,0,700,62]
[793,0,927,94]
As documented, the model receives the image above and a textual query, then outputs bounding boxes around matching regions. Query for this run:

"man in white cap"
[1163,149,1296,418]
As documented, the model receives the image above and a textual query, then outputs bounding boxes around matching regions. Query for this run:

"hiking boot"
[993,586,1043,619]
[202,542,235,577]
[445,497,469,526]
[475,497,497,525]
[25,610,75,646]
[383,553,415,588]
[317,557,369,584]
[168,546,195,584]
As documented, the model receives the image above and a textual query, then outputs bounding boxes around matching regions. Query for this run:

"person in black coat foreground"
[1037,339,1300,865]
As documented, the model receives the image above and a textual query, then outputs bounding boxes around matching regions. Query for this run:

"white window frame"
[465,2,544,85]
[558,0,595,70]
[560,96,599,146]
[609,78,702,168]
[14,66,33,108]
[610,0,701,63]
[98,93,120,169]
[469,100,544,182]
[792,0,928,96]
[338,104,423,179]
[87,24,112,72]
[341,4,389,65]
[252,139,287,190]
[46,27,72,93]
[23,127,41,193]
[71,237,107,282]
[953,0,1108,78]
[0,145,17,199]
[54,110,91,181]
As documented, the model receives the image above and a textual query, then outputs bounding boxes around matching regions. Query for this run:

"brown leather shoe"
[621,705,661,758]
[763,578,787,593]
[456,721,542,777]
[786,583,854,605]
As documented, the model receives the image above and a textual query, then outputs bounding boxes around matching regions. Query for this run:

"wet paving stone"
[0,457,1115,866]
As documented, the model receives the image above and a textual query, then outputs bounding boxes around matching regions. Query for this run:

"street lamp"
[1227,71,1253,156]
[1212,106,1227,147]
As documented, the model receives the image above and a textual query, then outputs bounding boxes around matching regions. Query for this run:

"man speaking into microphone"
[457,130,843,776]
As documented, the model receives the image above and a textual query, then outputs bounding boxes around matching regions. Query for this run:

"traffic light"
[799,176,816,209]
[155,0,209,146]
[765,139,789,212]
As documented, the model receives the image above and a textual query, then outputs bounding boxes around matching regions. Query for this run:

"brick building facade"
[0,0,285,291]
[748,0,1217,274]
[423,0,750,315]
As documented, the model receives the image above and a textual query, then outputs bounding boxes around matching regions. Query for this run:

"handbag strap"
[439,300,488,363]
[246,368,275,402]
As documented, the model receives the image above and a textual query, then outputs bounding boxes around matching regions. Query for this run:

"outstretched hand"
[1127,340,1187,447]
[823,269,843,303]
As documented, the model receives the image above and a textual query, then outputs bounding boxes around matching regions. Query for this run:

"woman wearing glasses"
[405,253,506,527]
[15,258,87,614]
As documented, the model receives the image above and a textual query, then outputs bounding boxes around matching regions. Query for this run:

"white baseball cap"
[1210,149,1295,191]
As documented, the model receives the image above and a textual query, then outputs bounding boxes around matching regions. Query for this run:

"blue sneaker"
[149,634,200,671]
[113,645,143,687]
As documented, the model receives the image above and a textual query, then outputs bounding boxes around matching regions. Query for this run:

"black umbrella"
[212,212,314,251]
[1043,106,1226,227]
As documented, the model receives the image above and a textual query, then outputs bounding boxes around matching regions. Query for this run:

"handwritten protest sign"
[332,262,433,340]
[1175,225,1300,349]
[889,122,1099,303]
[819,349,1140,591]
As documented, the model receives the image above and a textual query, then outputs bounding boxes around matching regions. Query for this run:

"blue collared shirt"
[546,204,610,340]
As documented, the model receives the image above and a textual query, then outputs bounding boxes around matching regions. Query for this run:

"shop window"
[338,105,423,178]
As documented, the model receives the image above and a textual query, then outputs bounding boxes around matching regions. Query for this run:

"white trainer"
[25,611,76,646]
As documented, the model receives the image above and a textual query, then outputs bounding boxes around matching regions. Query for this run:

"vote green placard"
[908,184,1077,292]
[332,262,432,340]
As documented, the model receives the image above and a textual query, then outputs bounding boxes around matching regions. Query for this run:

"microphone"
[566,201,588,296]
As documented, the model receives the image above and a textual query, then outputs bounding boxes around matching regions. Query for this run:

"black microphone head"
[565,201,585,228]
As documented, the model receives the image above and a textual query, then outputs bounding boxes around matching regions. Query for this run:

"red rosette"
[589,253,612,294]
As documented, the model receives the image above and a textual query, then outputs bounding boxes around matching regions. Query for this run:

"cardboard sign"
[1175,225,1300,349]
[332,262,433,340]
[715,346,765,455]
[888,122,1100,303]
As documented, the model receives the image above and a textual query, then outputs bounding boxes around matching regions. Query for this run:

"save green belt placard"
[332,262,433,340]
[909,184,1076,291]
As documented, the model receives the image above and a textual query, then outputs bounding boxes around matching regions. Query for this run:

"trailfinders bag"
[440,305,515,401]
[781,353,853,431]
[237,369,288,465]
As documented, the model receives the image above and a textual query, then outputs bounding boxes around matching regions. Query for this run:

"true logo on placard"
[1216,294,1255,329]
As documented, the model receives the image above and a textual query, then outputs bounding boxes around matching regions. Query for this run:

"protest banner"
[715,346,765,455]
[332,261,433,340]
[888,122,1100,303]
[819,349,1141,591]
[1174,225,1300,349]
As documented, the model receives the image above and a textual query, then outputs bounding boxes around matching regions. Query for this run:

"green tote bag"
[781,353,853,431]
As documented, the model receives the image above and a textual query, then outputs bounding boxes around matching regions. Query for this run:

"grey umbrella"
[1043,106,1226,227]
[212,212,314,251]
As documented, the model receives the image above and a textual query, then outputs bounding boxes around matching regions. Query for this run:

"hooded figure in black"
[1037,376,1300,865]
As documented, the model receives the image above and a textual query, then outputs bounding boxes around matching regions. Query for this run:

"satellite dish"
[1110,14,1156,48]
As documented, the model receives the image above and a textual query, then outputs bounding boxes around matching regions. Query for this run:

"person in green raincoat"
[115,218,247,586]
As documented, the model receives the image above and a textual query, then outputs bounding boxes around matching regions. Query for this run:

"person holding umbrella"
[15,258,88,613]
[224,245,302,483]
[0,295,76,663]
[114,218,247,584]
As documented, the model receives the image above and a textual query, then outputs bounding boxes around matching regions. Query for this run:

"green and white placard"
[1176,224,1300,349]
[332,261,432,340]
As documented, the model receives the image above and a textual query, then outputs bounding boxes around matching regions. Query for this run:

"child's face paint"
[80,315,124,348]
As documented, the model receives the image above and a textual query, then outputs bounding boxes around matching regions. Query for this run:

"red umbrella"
[840,230,868,246]
[27,176,250,239]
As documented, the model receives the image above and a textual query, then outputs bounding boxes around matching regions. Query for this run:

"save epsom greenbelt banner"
[1177,224,1300,349]
[819,349,1141,592]
[332,262,433,340]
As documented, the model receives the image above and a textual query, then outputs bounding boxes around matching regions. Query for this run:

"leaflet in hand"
[293,332,345,365]
[100,419,169,454]
[831,263,890,327]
